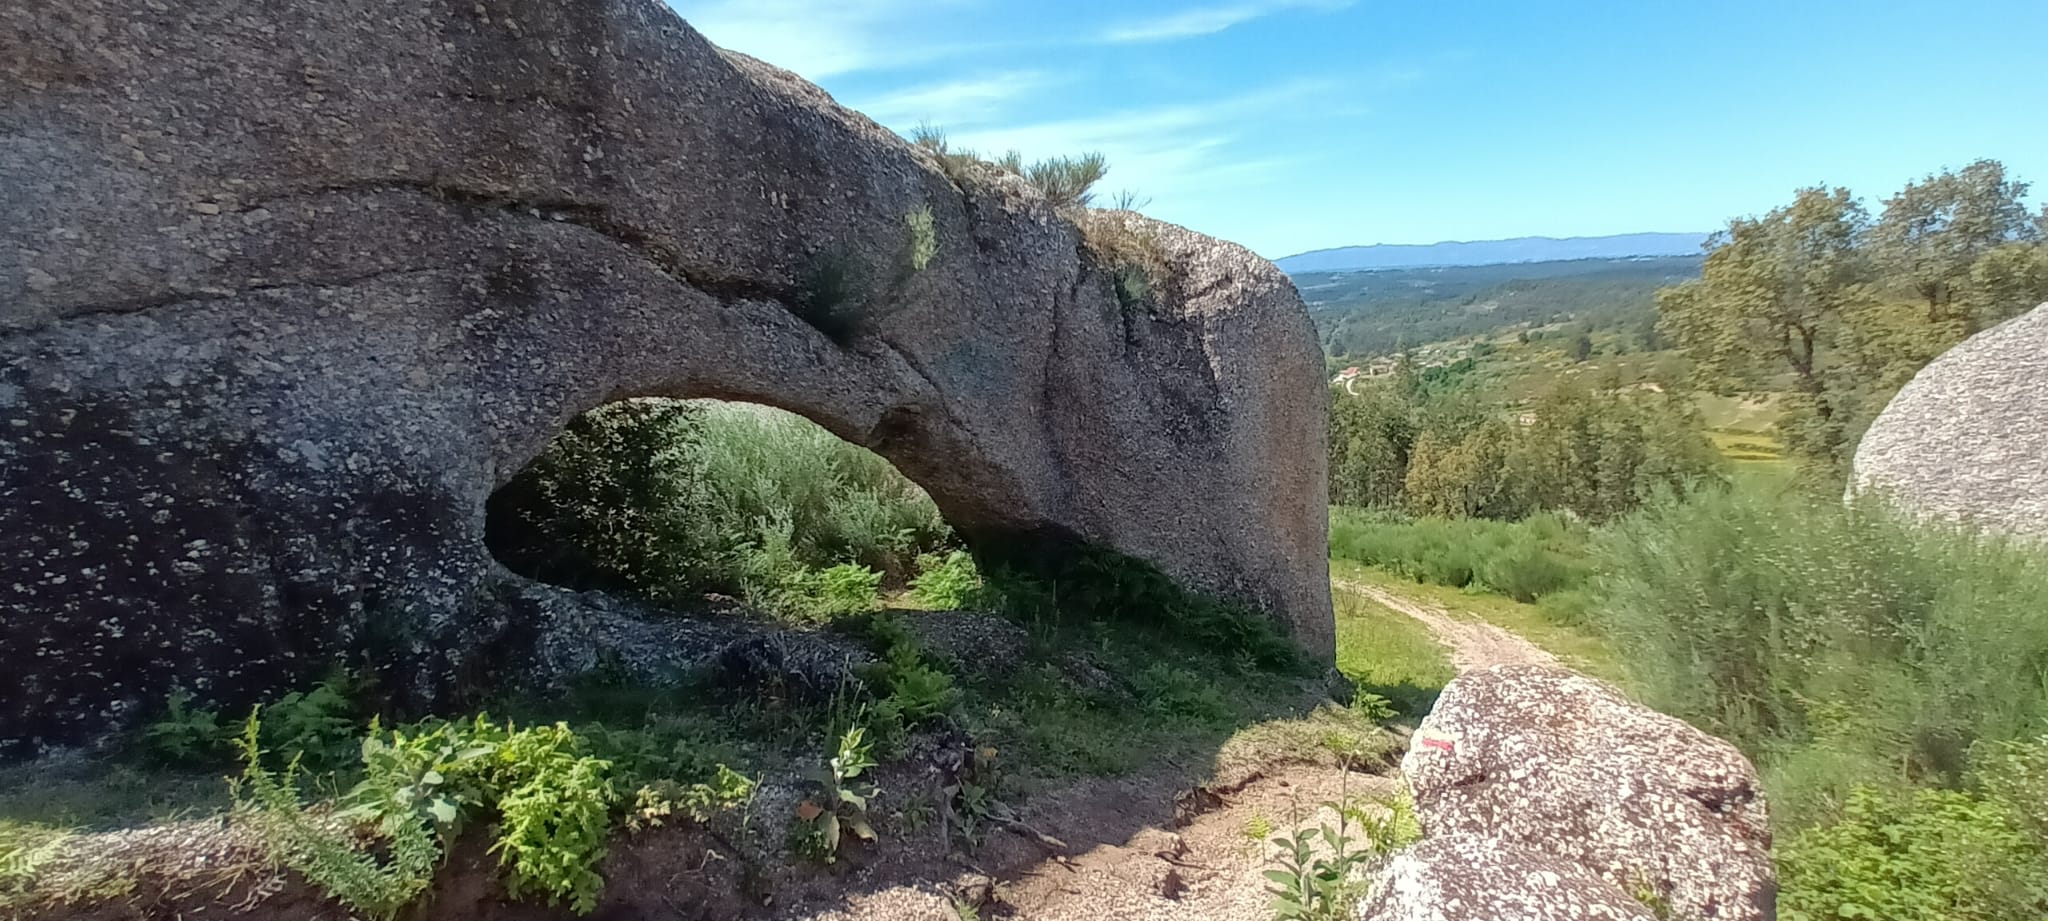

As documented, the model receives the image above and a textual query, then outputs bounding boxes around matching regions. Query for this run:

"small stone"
[192,202,221,215]
[25,268,58,291]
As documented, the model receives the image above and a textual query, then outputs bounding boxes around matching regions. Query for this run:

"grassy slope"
[1331,586,1457,720]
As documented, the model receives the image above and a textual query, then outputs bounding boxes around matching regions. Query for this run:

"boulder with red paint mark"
[1392,665,1774,921]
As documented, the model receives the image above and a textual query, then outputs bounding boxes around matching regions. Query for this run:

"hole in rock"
[486,398,975,620]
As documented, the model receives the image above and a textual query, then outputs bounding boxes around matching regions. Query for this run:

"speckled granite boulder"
[1401,666,1774,921]
[0,0,1330,756]
[1852,302,2048,538]
[1359,834,1657,921]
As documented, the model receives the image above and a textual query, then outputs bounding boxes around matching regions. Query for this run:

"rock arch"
[0,0,1331,755]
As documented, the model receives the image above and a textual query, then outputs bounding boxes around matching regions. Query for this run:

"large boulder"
[1358,834,1658,921]
[1400,666,1774,921]
[1852,302,2048,538]
[0,0,1331,756]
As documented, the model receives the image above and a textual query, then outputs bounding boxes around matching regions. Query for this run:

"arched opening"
[485,398,972,620]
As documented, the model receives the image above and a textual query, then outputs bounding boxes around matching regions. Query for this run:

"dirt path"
[798,766,1397,921]
[1334,579,1557,672]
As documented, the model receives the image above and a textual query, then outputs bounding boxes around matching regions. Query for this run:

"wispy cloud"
[1099,0,1353,44]
[946,79,1337,200]
[675,0,980,78]
[854,71,1056,126]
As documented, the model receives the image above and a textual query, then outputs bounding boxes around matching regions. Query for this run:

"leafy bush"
[765,563,882,623]
[488,726,615,913]
[625,766,757,833]
[144,691,229,765]
[910,550,985,609]
[1779,781,2046,921]
[1587,487,2048,826]
[237,713,620,917]
[0,823,81,911]
[261,673,361,770]
[145,672,362,770]
[853,614,959,733]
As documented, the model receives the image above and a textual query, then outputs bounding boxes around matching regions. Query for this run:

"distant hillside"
[1302,256,1703,358]
[1277,232,1708,273]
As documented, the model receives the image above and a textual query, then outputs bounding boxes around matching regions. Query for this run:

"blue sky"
[672,0,2048,259]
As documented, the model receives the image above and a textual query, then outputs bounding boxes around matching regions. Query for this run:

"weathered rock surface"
[1853,302,2048,538]
[1358,834,1658,921]
[1400,666,1774,921]
[0,0,1330,755]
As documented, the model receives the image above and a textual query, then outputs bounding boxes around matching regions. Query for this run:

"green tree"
[1658,186,1869,470]
[1328,385,1417,508]
[1961,240,2048,328]
[1569,332,1593,363]
[1872,159,2040,335]
[1403,421,1518,519]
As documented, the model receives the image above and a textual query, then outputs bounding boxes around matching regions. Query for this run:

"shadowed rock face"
[1853,302,2048,537]
[0,0,1331,755]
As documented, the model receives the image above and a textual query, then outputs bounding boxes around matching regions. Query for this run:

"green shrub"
[1328,508,1590,603]
[261,673,361,770]
[910,550,984,609]
[1779,785,2046,921]
[1477,535,1585,603]
[766,563,882,622]
[144,673,362,770]
[488,726,615,913]
[234,718,440,921]
[852,614,958,729]
[1588,487,2048,826]
[490,399,952,611]
[144,691,229,765]
[236,714,619,918]
[626,766,757,832]
[0,823,82,911]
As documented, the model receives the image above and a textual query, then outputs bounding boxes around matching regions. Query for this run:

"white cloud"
[945,80,1334,202]
[1099,0,1353,44]
[854,71,1055,127]
[674,0,978,78]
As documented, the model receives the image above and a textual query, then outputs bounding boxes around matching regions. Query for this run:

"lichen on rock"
[1852,301,2048,538]
[1384,665,1775,921]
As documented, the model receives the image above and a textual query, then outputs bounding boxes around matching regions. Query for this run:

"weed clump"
[906,205,938,272]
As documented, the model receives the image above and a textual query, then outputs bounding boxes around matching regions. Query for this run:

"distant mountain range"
[1275,232,1710,273]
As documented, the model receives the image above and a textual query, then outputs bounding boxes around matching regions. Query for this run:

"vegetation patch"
[488,398,951,619]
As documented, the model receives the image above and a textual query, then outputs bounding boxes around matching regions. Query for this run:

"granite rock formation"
[0,0,1330,755]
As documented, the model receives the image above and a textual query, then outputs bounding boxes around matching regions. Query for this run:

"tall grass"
[1327,508,1590,603]
[1586,487,2048,828]
[488,399,953,615]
